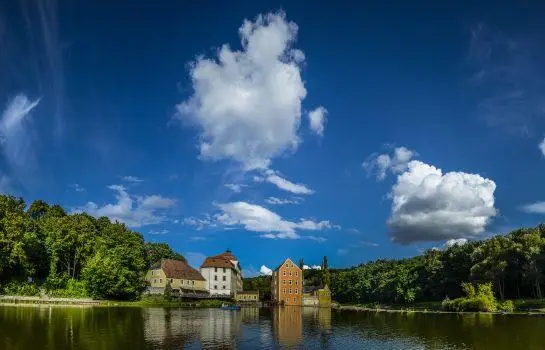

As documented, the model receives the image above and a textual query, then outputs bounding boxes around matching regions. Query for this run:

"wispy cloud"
[520,201,545,214]
[215,201,334,240]
[224,183,248,193]
[69,183,85,192]
[0,95,40,175]
[539,138,545,157]
[265,170,314,195]
[73,185,176,228]
[190,236,207,241]
[149,229,169,235]
[469,23,545,135]
[363,146,417,180]
[122,175,144,183]
[264,196,302,205]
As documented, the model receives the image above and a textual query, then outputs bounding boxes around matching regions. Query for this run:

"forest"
[331,224,545,307]
[0,194,185,300]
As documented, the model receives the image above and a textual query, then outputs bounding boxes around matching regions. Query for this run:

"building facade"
[146,259,208,296]
[272,258,303,306]
[200,250,243,297]
[234,291,259,302]
[302,285,332,307]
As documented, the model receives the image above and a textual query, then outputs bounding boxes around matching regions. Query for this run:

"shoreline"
[333,304,545,317]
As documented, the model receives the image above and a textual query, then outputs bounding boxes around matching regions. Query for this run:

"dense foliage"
[331,225,545,305]
[0,195,184,300]
[243,275,271,300]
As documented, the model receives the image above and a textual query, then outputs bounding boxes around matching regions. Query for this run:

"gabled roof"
[200,250,239,269]
[152,259,206,281]
[274,258,302,272]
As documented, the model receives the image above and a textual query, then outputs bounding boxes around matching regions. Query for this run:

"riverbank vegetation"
[331,225,545,311]
[0,195,184,300]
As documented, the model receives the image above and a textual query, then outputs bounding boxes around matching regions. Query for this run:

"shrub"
[441,282,498,312]
[498,300,515,313]
[48,279,88,298]
[3,281,40,296]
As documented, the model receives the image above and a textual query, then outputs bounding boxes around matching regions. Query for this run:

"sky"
[2,1,545,276]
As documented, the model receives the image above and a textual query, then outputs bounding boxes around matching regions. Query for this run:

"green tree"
[145,242,185,266]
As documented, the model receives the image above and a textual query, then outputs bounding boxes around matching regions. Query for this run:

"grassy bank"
[0,295,229,308]
[337,298,545,314]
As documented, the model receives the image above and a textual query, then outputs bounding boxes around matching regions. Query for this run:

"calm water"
[1,306,545,349]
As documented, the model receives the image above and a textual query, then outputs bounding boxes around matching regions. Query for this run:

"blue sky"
[2,1,545,276]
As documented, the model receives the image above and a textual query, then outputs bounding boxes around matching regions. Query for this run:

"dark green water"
[1,306,544,349]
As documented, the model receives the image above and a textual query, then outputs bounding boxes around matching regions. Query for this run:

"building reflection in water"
[273,306,303,346]
[142,306,332,348]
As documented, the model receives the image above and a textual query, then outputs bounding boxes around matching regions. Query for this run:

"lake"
[1,305,544,349]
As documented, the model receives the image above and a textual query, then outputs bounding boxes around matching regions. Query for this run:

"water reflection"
[2,305,545,349]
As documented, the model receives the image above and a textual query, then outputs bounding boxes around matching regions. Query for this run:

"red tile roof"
[156,259,205,281]
[200,250,239,269]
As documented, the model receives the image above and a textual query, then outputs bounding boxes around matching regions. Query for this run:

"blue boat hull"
[221,306,241,311]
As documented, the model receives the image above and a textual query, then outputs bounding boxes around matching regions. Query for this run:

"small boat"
[221,304,241,311]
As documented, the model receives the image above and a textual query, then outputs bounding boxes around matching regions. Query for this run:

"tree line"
[331,225,545,305]
[0,194,185,300]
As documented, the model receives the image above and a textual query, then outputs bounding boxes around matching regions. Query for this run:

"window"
[170,279,173,283]
[283,271,286,276]
[223,286,226,289]
[283,288,286,294]
[159,279,162,283]
[153,279,156,284]
[215,267,217,272]
[289,271,292,276]
[289,280,292,285]
[282,280,286,285]
[214,285,217,289]
[223,276,226,281]
[295,288,298,294]
[223,267,226,273]
[295,280,298,285]
[289,288,292,294]
[214,275,217,281]
[192,281,195,285]
[296,271,298,277]
[293,298,296,303]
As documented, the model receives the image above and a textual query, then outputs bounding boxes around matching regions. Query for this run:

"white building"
[200,250,243,297]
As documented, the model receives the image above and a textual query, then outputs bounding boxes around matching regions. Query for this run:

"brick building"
[271,258,303,306]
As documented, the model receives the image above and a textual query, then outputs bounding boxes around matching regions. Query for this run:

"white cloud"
[174,11,320,170]
[539,138,545,157]
[443,238,468,249]
[265,196,302,205]
[252,176,264,183]
[360,241,379,247]
[224,183,248,193]
[260,265,273,276]
[303,264,321,270]
[0,94,40,171]
[265,170,314,194]
[73,185,176,228]
[363,147,417,180]
[70,184,85,192]
[215,201,333,240]
[520,201,545,214]
[182,215,216,230]
[347,228,361,234]
[308,106,327,136]
[388,160,497,244]
[190,236,207,241]
[149,229,169,235]
[122,175,144,183]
